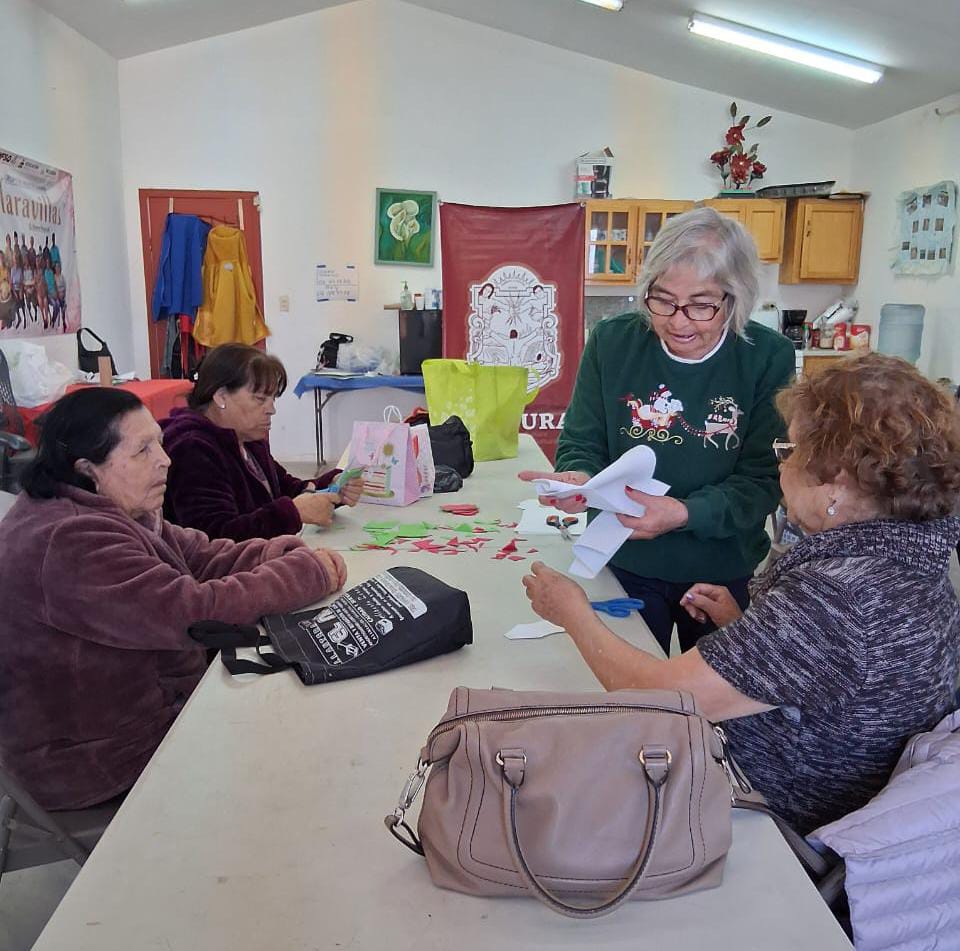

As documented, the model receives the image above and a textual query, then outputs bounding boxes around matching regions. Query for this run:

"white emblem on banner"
[465,265,561,393]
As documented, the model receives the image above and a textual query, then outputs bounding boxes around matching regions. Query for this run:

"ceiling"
[31,0,960,128]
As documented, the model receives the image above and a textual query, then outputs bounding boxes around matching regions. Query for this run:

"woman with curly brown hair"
[523,353,960,833]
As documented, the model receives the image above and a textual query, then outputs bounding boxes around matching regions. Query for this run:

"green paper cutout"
[363,520,399,531]
[368,530,400,546]
[395,524,432,538]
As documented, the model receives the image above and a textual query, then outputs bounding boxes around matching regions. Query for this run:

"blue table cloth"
[294,373,425,399]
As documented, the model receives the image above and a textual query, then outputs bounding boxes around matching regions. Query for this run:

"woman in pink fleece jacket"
[0,387,346,810]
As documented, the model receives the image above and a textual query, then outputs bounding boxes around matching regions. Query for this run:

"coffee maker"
[781,310,807,350]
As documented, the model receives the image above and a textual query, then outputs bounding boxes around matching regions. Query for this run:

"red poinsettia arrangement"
[710,102,771,191]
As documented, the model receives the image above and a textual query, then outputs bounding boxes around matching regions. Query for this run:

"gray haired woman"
[520,207,796,654]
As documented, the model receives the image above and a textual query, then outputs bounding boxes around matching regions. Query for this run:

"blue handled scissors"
[589,597,645,618]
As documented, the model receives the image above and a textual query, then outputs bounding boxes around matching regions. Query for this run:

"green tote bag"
[421,359,537,462]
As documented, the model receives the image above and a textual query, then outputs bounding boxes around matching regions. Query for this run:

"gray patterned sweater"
[698,516,960,833]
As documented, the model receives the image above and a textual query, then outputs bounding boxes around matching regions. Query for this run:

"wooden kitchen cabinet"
[702,198,785,262]
[584,199,693,285]
[780,198,864,284]
[584,200,638,284]
[800,350,853,378]
[635,200,695,272]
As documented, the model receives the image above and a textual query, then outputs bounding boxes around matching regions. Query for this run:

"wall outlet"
[278,295,290,312]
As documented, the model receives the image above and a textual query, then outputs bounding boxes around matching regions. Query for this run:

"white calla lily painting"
[375,188,436,266]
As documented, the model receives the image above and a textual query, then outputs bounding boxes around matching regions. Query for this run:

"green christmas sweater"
[555,314,796,583]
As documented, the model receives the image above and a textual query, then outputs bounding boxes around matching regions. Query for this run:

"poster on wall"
[893,180,957,275]
[0,148,81,338]
[440,202,585,462]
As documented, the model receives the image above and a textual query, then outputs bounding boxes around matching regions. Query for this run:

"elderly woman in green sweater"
[521,207,795,655]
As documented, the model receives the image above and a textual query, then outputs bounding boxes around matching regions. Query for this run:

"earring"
[216,402,226,409]
[827,503,837,517]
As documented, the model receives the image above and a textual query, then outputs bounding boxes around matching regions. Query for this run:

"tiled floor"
[5,553,959,951]
[0,860,77,951]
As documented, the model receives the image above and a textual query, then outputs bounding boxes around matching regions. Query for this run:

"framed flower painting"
[374,188,436,266]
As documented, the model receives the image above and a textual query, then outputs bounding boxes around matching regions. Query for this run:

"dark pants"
[609,566,752,656]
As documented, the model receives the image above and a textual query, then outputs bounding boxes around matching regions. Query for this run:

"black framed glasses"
[644,291,727,322]
[772,440,795,462]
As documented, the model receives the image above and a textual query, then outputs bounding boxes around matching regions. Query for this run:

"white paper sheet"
[504,620,565,640]
[515,501,587,536]
[568,510,634,578]
[531,446,671,579]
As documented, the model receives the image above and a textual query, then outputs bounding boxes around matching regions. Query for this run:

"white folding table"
[33,437,851,950]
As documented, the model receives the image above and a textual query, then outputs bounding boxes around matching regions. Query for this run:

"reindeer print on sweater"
[619,383,743,451]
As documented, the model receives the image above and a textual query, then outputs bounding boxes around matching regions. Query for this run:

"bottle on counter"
[399,281,413,311]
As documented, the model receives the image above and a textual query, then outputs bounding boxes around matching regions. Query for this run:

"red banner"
[439,202,584,462]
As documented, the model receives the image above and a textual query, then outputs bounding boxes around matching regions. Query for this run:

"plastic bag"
[422,359,537,461]
[6,342,73,407]
[337,343,399,375]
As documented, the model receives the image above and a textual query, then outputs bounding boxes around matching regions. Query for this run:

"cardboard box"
[575,147,614,199]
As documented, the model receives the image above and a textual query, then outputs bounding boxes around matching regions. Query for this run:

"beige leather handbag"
[386,686,739,919]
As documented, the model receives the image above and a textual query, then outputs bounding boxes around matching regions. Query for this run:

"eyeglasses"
[644,291,727,322]
[772,440,795,462]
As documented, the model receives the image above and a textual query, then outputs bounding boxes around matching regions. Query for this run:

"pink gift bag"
[348,407,433,507]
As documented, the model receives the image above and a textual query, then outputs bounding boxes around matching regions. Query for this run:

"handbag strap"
[77,327,107,351]
[383,404,403,423]
[498,746,671,919]
[187,621,291,677]
[731,794,832,878]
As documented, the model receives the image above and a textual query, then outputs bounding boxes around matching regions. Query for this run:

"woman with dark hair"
[0,388,346,810]
[523,353,960,833]
[162,344,362,542]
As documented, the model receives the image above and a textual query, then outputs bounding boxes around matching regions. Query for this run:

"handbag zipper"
[427,705,748,794]
[427,703,699,746]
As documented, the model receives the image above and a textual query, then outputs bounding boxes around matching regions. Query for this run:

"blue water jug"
[877,305,925,364]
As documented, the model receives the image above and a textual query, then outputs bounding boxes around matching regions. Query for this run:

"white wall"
[0,0,131,372]
[852,95,960,383]
[118,0,855,461]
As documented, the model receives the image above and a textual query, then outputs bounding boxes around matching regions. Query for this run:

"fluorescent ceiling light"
[688,13,884,84]
[578,0,624,11]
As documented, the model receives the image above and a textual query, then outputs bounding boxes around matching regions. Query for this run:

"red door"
[138,189,265,379]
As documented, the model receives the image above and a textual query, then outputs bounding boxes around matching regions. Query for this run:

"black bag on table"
[432,464,463,493]
[189,567,472,685]
[404,411,474,478]
[77,328,117,375]
[316,332,354,369]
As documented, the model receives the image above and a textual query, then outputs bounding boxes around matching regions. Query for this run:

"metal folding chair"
[0,763,120,883]
[0,348,34,493]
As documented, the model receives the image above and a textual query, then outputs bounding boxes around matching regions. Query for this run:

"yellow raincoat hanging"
[193,226,269,347]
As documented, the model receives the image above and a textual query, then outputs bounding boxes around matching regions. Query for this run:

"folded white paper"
[531,446,671,580]
[568,510,633,578]
[504,620,565,640]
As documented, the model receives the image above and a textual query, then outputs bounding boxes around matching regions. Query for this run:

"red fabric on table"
[19,380,193,446]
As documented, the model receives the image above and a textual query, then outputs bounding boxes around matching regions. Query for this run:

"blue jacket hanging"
[151,213,212,321]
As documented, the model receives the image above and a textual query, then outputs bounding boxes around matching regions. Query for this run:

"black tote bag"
[77,328,117,375]
[404,411,474,478]
[190,567,472,685]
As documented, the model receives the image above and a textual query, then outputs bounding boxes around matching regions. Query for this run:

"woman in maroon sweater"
[162,344,362,542]
[0,388,346,809]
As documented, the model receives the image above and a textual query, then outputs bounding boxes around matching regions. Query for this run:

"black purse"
[189,567,472,685]
[316,332,354,369]
[405,412,474,478]
[77,328,117,375]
